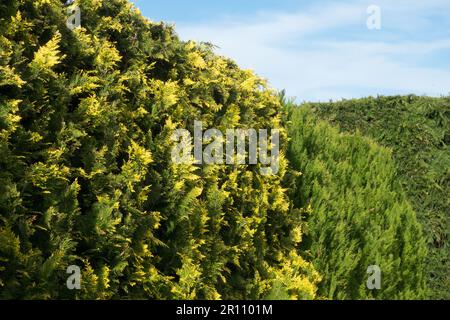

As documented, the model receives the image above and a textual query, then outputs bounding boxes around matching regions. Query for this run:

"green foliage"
[308,95,449,299]
[0,0,320,299]
[285,104,427,299]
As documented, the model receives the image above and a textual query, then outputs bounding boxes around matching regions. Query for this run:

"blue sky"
[132,0,450,102]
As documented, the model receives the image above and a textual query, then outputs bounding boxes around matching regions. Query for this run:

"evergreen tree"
[309,95,449,299]
[0,0,319,299]
[285,104,427,299]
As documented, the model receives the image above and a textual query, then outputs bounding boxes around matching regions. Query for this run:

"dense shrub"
[0,0,320,299]
[308,96,449,299]
[285,104,427,299]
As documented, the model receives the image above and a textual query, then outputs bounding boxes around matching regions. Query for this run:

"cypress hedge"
[0,0,320,299]
[285,103,427,299]
[308,96,449,299]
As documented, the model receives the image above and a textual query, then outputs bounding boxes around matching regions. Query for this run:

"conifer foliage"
[285,104,427,299]
[0,0,320,299]
[308,96,449,299]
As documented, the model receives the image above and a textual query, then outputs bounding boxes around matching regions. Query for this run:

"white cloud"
[175,0,450,101]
